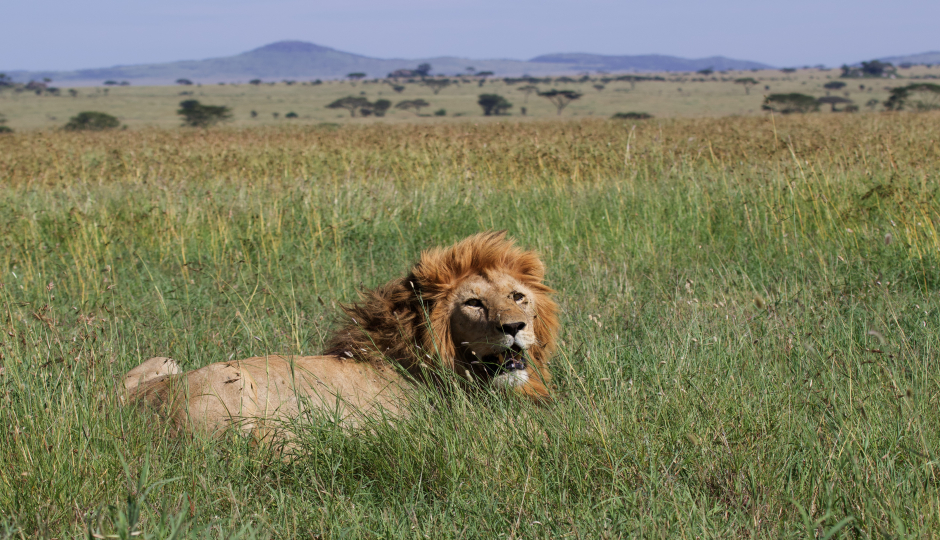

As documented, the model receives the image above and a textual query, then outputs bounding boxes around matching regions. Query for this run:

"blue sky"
[2,0,938,71]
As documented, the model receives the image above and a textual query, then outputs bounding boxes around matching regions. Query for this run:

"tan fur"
[122,232,559,437]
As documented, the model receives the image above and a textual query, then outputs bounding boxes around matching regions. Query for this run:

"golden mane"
[324,231,559,382]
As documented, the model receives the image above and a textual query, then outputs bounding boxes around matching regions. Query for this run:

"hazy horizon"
[2,0,938,72]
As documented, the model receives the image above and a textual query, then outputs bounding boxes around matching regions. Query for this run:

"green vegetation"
[62,111,120,131]
[538,89,583,115]
[734,77,758,94]
[477,93,512,116]
[884,82,940,111]
[5,64,940,130]
[176,100,232,127]
[611,111,653,119]
[1,114,940,537]
[761,93,820,114]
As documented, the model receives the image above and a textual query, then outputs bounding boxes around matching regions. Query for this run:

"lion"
[122,231,559,438]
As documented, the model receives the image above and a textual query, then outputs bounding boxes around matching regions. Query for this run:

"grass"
[1,112,940,538]
[3,64,940,130]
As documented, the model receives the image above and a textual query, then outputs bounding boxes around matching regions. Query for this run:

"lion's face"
[449,272,542,390]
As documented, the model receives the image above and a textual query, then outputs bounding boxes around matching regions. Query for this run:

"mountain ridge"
[5,40,769,86]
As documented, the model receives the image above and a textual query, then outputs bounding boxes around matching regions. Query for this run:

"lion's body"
[122,232,558,437]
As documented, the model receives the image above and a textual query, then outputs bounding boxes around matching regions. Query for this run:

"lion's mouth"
[471,344,527,377]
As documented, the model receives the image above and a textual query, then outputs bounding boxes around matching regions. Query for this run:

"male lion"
[122,232,559,438]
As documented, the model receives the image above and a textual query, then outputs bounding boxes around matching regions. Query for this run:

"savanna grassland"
[3,64,940,130]
[2,112,940,538]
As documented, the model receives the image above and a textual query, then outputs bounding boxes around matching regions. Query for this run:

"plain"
[1,113,940,538]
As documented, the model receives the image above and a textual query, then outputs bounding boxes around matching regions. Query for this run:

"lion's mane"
[324,231,559,385]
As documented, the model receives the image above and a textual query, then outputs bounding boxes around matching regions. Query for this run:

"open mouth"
[471,344,527,377]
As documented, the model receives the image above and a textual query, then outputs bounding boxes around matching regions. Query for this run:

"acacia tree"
[395,99,430,116]
[761,93,819,114]
[883,83,940,111]
[734,77,758,95]
[538,89,582,115]
[823,81,846,92]
[422,78,451,94]
[517,84,539,102]
[477,94,512,116]
[326,96,372,117]
[415,63,432,77]
[177,100,232,127]
[817,96,854,112]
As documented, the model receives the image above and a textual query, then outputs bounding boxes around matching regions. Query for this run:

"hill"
[877,51,940,66]
[529,52,772,72]
[4,41,773,86]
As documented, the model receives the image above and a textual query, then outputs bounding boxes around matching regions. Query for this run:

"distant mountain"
[529,52,773,72]
[877,51,940,65]
[4,41,774,86]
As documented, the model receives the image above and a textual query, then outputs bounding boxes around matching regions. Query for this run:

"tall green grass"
[1,114,939,538]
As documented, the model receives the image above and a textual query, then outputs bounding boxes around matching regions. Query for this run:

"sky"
[2,0,938,71]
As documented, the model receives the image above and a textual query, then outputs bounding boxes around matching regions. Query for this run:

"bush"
[177,100,232,127]
[477,94,512,116]
[761,93,819,114]
[63,111,120,131]
[434,109,447,116]
[285,111,299,119]
[611,112,653,120]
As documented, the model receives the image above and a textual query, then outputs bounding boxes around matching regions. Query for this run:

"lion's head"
[324,231,559,402]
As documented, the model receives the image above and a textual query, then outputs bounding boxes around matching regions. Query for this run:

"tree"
[734,77,758,95]
[285,111,299,118]
[392,85,405,93]
[761,93,819,114]
[517,84,539,102]
[0,73,13,88]
[883,83,940,111]
[347,72,366,82]
[0,113,11,133]
[823,81,846,91]
[68,89,78,97]
[415,63,432,77]
[538,89,582,115]
[371,99,392,117]
[696,67,714,76]
[249,79,263,85]
[63,111,120,131]
[176,78,193,85]
[593,84,605,92]
[477,94,512,116]
[395,99,430,116]
[817,96,854,112]
[841,60,896,78]
[422,78,451,94]
[865,98,880,111]
[326,96,372,117]
[177,100,232,127]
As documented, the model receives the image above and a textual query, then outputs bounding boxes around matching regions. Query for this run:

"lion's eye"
[512,292,526,303]
[465,298,484,308]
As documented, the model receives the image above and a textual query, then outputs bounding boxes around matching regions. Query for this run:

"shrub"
[63,111,120,131]
[434,109,447,116]
[612,112,653,120]
[177,100,232,127]
[285,111,299,119]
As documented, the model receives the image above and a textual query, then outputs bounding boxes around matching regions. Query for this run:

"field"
[2,112,940,538]
[2,65,940,130]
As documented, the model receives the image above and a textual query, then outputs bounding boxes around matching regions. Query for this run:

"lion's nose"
[500,322,526,336]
